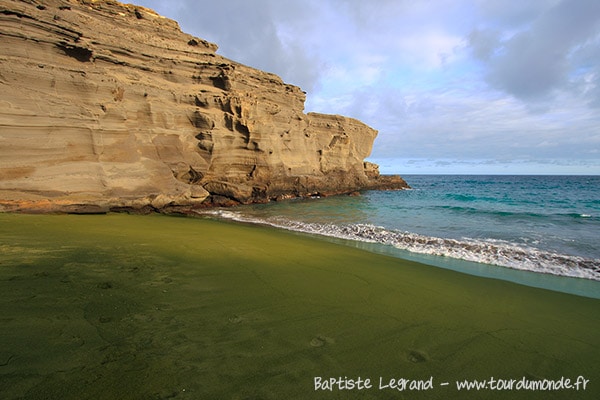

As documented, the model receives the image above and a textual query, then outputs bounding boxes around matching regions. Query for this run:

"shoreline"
[1,212,599,399]
[197,208,600,299]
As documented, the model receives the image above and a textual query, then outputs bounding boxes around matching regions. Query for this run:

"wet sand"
[1,213,599,399]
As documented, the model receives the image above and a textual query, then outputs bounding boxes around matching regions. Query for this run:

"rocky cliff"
[0,0,408,213]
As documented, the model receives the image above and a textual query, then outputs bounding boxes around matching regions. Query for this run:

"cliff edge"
[0,0,408,213]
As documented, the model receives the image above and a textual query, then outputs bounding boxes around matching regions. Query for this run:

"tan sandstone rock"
[0,0,408,213]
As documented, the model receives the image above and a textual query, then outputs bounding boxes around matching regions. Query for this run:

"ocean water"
[201,175,600,297]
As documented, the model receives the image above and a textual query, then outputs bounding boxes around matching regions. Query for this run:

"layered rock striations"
[0,0,408,213]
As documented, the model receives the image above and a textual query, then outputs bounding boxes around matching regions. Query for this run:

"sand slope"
[0,213,598,399]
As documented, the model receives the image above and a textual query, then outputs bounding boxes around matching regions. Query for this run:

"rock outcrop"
[0,0,408,213]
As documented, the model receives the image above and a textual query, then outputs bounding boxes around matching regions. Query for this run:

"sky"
[134,0,600,174]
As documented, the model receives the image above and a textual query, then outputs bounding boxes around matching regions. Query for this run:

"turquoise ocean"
[202,175,600,298]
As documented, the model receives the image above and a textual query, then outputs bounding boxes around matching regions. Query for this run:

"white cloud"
[470,0,600,101]
[392,31,465,69]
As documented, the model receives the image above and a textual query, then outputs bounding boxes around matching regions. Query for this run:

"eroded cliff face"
[0,0,408,213]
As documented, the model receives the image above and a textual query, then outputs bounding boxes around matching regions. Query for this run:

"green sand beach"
[1,213,599,399]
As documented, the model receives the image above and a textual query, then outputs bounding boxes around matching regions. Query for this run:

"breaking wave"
[199,209,600,282]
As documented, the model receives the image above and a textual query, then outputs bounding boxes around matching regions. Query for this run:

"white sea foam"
[199,209,600,282]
